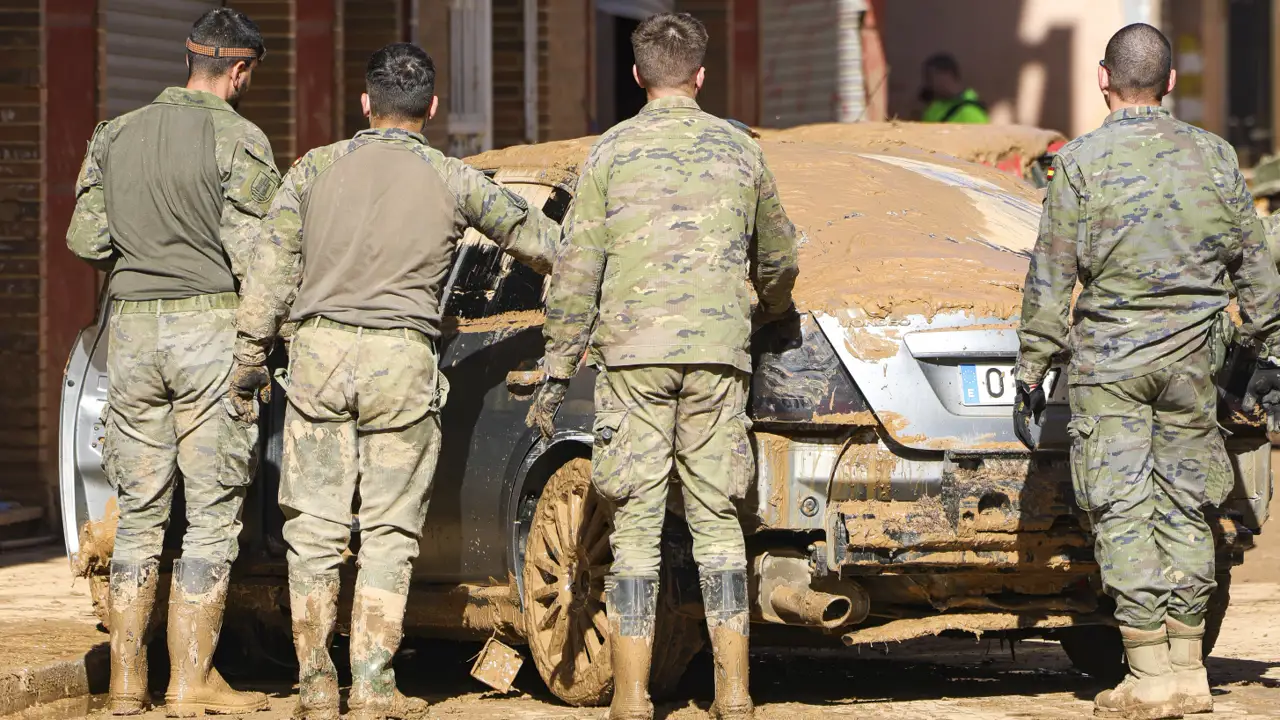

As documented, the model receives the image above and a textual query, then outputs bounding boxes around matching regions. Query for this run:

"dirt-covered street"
[1,535,1277,720]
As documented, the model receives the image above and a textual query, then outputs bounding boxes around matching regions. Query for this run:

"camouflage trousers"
[279,320,446,699]
[1068,341,1231,629]
[592,364,754,577]
[104,294,253,566]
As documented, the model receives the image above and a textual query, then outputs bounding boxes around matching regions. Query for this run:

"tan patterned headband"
[186,38,264,60]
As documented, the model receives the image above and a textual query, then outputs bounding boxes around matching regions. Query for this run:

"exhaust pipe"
[769,585,853,629]
[753,552,870,629]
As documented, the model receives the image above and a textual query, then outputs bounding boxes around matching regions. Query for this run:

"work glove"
[525,377,571,441]
[227,362,271,423]
[1246,361,1280,416]
[1012,379,1047,450]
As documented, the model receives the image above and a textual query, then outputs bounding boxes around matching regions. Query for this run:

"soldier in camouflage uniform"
[1015,24,1280,720]
[66,10,277,717]
[527,14,799,720]
[230,43,556,720]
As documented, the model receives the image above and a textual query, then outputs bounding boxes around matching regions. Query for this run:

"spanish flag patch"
[1046,166,1056,181]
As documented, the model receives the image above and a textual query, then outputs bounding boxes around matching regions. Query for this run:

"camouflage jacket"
[542,96,800,378]
[67,87,279,299]
[1017,106,1280,386]
[234,127,558,366]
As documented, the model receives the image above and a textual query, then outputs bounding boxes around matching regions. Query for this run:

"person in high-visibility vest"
[919,53,990,124]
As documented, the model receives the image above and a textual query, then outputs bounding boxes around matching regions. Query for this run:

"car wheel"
[1058,625,1126,684]
[522,457,702,706]
[1059,568,1231,683]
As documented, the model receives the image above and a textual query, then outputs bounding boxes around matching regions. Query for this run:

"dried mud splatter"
[466,130,1040,322]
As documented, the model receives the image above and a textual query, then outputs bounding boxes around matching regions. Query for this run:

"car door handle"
[506,369,545,389]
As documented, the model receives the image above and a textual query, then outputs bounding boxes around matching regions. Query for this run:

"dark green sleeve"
[542,147,609,379]
[751,157,799,316]
[67,121,114,266]
[1016,154,1081,384]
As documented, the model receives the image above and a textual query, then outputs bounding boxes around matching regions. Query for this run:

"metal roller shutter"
[761,0,865,127]
[101,0,221,119]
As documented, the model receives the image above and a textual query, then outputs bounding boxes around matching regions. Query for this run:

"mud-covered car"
[758,121,1067,187]
[61,133,1270,706]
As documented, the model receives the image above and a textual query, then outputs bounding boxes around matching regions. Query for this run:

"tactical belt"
[301,316,430,346]
[114,292,239,314]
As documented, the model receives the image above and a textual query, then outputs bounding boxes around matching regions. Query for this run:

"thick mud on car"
[758,121,1067,187]
[61,133,1271,706]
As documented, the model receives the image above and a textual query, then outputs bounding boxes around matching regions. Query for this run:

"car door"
[412,170,573,582]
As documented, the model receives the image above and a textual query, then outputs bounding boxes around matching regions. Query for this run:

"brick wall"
[492,0,527,148]
[0,0,42,509]
[541,0,589,141]
[339,0,407,140]
[234,0,296,170]
[420,0,449,149]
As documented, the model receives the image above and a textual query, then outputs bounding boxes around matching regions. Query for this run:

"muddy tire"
[1202,566,1230,658]
[1060,569,1231,682]
[522,458,702,706]
[1059,625,1126,684]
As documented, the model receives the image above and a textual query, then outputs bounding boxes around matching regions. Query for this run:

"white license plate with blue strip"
[959,365,1066,406]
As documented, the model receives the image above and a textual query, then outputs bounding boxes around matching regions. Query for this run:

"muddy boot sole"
[1181,695,1213,715]
[164,693,270,717]
[108,697,150,715]
[1093,701,1184,720]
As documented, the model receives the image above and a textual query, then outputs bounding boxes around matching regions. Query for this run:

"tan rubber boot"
[164,559,269,717]
[1094,625,1183,720]
[702,570,753,720]
[607,576,658,720]
[289,571,341,720]
[108,560,159,715]
[346,564,426,720]
[1167,617,1212,715]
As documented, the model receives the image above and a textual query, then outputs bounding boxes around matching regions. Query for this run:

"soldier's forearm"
[498,208,559,275]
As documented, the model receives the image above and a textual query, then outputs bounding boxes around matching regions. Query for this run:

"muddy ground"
[3,539,1278,719]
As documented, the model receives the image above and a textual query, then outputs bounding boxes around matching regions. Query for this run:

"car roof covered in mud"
[466,133,1042,322]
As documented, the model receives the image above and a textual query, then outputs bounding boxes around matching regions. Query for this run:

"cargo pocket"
[215,400,259,487]
[1202,427,1234,508]
[1070,415,1150,512]
[100,404,119,489]
[590,410,633,502]
[1068,415,1103,511]
[727,413,755,500]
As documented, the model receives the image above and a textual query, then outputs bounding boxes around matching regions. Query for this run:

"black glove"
[227,362,271,423]
[525,377,571,440]
[1012,379,1047,450]
[1246,362,1280,415]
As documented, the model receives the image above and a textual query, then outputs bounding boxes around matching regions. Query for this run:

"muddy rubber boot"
[108,560,159,715]
[1167,617,1212,715]
[702,570,753,720]
[346,564,426,720]
[606,575,658,720]
[1094,625,1183,720]
[164,559,269,717]
[289,571,341,720]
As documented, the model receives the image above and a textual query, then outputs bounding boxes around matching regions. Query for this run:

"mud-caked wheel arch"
[521,457,703,706]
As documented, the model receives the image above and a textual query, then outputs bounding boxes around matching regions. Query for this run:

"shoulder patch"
[250,171,275,203]
[1046,166,1056,181]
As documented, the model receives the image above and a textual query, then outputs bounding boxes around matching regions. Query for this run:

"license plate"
[959,364,1066,407]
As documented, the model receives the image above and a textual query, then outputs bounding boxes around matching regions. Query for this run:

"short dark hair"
[1103,23,1172,102]
[187,9,264,78]
[366,43,437,120]
[923,53,961,78]
[631,13,708,90]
